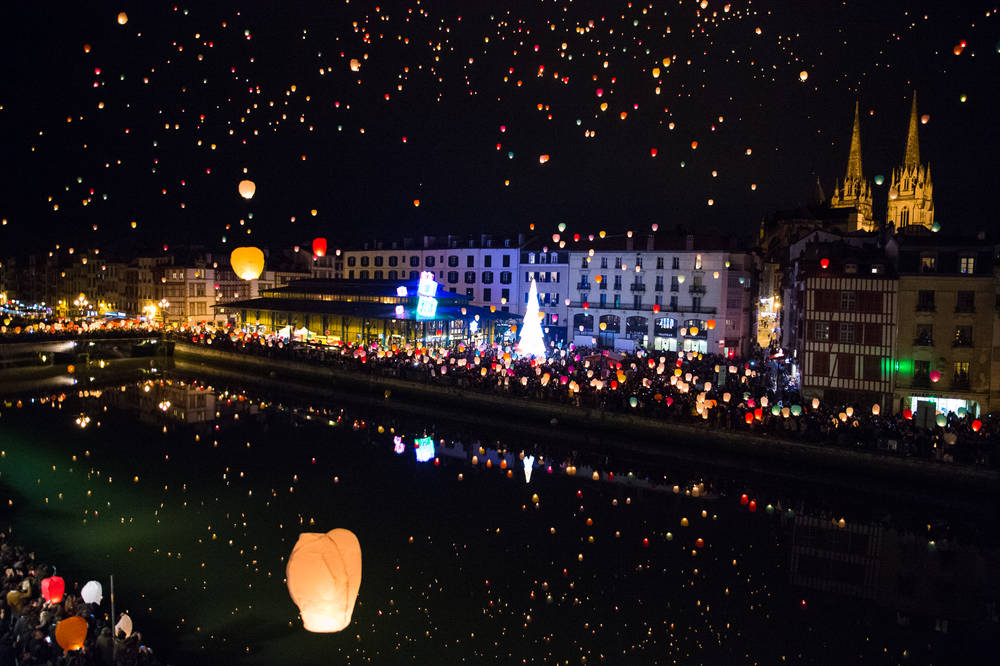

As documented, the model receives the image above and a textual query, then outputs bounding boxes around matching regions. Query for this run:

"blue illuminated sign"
[414,436,435,463]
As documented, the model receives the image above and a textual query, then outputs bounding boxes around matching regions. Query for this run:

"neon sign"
[414,436,435,463]
[416,271,438,320]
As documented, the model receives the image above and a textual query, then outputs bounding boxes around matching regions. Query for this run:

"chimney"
[646,234,655,251]
[685,234,695,251]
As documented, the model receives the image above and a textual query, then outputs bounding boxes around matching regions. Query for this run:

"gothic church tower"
[829,102,876,232]
[887,92,934,229]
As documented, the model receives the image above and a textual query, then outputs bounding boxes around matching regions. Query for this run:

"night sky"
[1,1,998,259]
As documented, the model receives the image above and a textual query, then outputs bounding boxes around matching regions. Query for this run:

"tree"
[517,278,546,357]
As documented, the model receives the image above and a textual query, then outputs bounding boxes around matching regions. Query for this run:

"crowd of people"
[175,327,998,469]
[0,532,161,666]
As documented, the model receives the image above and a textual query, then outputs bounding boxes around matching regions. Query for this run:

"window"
[448,256,459,267]
[838,323,855,344]
[359,270,369,280]
[467,256,475,268]
[613,275,622,290]
[600,293,607,306]
[500,271,512,284]
[672,257,680,270]
[601,257,608,269]
[844,263,857,274]
[347,256,357,267]
[691,296,701,311]
[615,257,622,269]
[447,271,459,284]
[953,326,972,347]
[348,270,355,279]
[482,271,494,284]
[633,295,642,309]
[656,257,664,269]
[655,276,664,291]
[840,291,856,311]
[613,294,621,308]
[410,256,420,267]
[920,256,936,273]
[360,256,370,267]
[373,270,383,280]
[501,288,510,301]
[916,290,935,311]
[581,257,590,269]
[483,288,491,301]
[953,361,970,387]
[670,276,679,292]
[863,356,882,381]
[959,256,975,274]
[528,253,536,264]
[670,295,678,310]
[464,271,476,284]
[374,256,383,267]
[425,256,436,267]
[388,270,398,280]
[484,255,492,268]
[814,321,830,342]
[502,255,511,267]
[914,360,930,383]
[956,291,975,312]
[466,288,474,298]
[915,324,933,346]
[388,256,398,267]
[409,270,419,280]
[694,254,702,270]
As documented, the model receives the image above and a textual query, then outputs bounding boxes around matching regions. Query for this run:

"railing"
[566,302,716,314]
[915,303,935,312]
[630,284,646,292]
[954,305,975,313]
[576,282,590,290]
[952,339,973,348]
[952,377,970,390]
[688,284,707,295]
[913,337,933,347]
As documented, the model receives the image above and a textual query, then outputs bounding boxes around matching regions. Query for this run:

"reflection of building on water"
[789,514,998,628]
[119,382,218,424]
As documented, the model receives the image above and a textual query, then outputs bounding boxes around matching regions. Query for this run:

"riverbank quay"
[174,341,1000,496]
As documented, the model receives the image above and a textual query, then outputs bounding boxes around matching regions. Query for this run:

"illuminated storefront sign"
[414,436,435,463]
[416,271,438,320]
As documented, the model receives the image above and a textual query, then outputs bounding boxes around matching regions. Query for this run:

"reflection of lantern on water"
[286,529,362,632]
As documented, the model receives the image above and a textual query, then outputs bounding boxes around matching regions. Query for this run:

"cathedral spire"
[903,91,920,169]
[845,100,863,182]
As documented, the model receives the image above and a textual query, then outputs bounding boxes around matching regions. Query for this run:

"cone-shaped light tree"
[517,279,547,357]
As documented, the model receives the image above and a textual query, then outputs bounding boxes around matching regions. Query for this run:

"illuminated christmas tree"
[517,278,547,357]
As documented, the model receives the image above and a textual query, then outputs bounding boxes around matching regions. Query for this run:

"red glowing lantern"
[744,412,754,425]
[41,576,65,604]
[582,302,589,309]
[740,493,749,505]
[930,370,941,383]
[650,148,658,157]
[820,258,830,269]
[642,537,650,547]
[695,538,704,548]
[312,237,327,257]
[665,397,674,407]
[653,304,660,313]
[748,500,757,512]
[971,419,982,432]
[753,408,763,421]
[902,408,913,420]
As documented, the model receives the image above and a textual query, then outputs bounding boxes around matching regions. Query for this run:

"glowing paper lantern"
[41,576,65,604]
[81,580,103,605]
[811,397,820,409]
[538,154,550,164]
[790,405,802,416]
[312,237,328,257]
[902,408,913,420]
[230,247,265,280]
[820,258,830,269]
[117,12,128,25]
[350,58,361,72]
[872,403,880,416]
[55,616,88,652]
[286,529,362,632]
[972,419,982,432]
[799,70,808,82]
[706,319,716,330]
[874,174,885,186]
[115,614,133,638]
[935,414,947,427]
[238,179,256,200]
[930,370,941,383]
[744,412,754,424]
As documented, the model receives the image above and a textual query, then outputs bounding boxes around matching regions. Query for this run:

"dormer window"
[920,255,936,273]
[959,256,975,274]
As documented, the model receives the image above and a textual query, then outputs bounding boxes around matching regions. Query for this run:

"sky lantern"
[652,67,660,78]
[114,614,133,638]
[287,528,362,632]
[820,258,830,269]
[690,140,698,150]
[230,247,265,280]
[81,580,103,605]
[799,70,808,82]
[650,148,658,157]
[920,114,930,124]
[972,419,982,432]
[706,319,716,330]
[41,576,65,604]
[539,154,550,164]
[413,199,420,207]
[930,370,941,383]
[312,238,327,257]
[350,58,361,72]
[117,12,128,25]
[55,617,88,652]
[238,179,256,200]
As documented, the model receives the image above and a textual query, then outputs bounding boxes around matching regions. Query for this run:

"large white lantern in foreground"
[287,529,362,632]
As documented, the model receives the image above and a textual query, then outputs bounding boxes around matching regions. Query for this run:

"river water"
[0,372,996,664]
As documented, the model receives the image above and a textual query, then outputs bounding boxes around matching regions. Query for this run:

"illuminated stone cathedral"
[887,92,934,230]
[829,101,876,232]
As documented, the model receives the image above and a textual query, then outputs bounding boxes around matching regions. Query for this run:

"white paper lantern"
[81,581,103,605]
[287,529,362,632]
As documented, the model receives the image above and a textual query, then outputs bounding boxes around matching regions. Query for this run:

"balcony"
[913,336,933,347]
[915,303,935,313]
[952,377,970,391]
[654,284,664,292]
[952,339,973,348]
[576,282,590,290]
[564,301,716,315]
[688,284,707,295]
[954,305,975,314]
[910,376,931,388]
[630,283,646,292]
